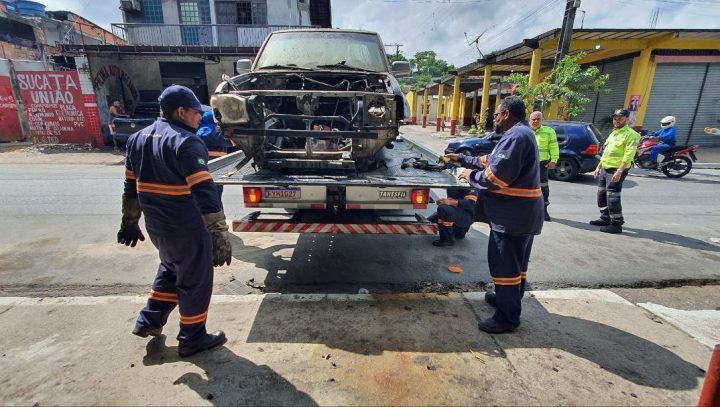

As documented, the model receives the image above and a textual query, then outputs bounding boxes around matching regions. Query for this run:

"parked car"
[444,120,603,182]
[109,102,159,148]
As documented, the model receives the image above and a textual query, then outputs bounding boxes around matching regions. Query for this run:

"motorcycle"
[634,135,699,178]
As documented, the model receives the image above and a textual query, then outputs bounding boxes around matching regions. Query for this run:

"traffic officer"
[529,111,559,221]
[196,111,229,199]
[428,187,478,247]
[118,85,233,357]
[456,96,544,334]
[589,108,640,234]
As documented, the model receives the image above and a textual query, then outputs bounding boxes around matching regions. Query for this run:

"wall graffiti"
[92,64,139,100]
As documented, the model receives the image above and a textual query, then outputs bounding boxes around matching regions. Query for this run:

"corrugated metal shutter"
[574,58,633,134]
[644,64,706,145]
[690,64,720,145]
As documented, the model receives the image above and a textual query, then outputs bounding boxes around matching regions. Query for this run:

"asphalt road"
[1,147,719,297]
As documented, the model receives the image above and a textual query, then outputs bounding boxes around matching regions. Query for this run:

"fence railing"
[111,23,315,47]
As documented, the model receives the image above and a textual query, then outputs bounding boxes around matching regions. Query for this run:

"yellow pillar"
[459,95,466,128]
[529,48,543,87]
[471,89,478,126]
[422,88,429,128]
[435,84,444,131]
[480,65,492,120]
[494,79,503,113]
[409,90,417,124]
[624,48,655,128]
[450,75,462,135]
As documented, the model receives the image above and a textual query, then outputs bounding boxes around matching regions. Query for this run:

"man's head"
[158,85,209,130]
[112,100,122,108]
[529,111,543,130]
[612,108,630,129]
[494,96,526,133]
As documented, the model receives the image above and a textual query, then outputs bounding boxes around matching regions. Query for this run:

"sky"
[40,0,720,67]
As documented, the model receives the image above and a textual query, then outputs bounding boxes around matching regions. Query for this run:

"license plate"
[379,190,407,199]
[265,187,301,199]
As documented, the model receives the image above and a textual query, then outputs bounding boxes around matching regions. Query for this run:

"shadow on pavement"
[142,335,317,406]
[245,295,703,390]
[554,217,720,252]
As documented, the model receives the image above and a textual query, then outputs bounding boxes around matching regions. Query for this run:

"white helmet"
[660,116,676,129]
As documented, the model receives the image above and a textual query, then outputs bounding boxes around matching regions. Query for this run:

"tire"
[549,156,579,182]
[456,148,473,156]
[661,155,692,178]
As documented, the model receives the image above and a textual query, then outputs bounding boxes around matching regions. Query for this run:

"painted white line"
[465,289,634,305]
[638,302,720,348]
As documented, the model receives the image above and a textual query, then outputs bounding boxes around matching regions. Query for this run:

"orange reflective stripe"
[520,271,528,279]
[484,168,509,187]
[464,195,478,201]
[208,151,227,158]
[185,171,213,187]
[179,311,208,325]
[137,182,192,196]
[480,155,488,166]
[149,289,177,303]
[125,169,136,180]
[491,186,542,198]
[493,276,522,286]
[438,220,454,227]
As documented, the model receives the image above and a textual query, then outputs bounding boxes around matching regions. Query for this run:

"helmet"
[660,116,676,129]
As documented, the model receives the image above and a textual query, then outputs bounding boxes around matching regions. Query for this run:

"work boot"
[484,291,497,307]
[478,318,518,334]
[132,324,163,338]
[432,239,455,247]
[544,207,552,222]
[589,218,611,226]
[178,330,227,357]
[454,226,469,240]
[600,224,623,234]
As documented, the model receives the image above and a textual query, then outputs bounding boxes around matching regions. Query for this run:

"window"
[141,0,163,23]
[179,1,211,45]
[236,2,252,24]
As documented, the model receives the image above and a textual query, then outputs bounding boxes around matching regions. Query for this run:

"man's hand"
[594,167,601,177]
[202,211,233,267]
[611,170,622,184]
[444,198,459,207]
[547,162,557,170]
[458,168,473,181]
[118,223,145,247]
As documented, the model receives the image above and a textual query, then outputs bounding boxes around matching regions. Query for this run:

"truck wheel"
[550,157,579,182]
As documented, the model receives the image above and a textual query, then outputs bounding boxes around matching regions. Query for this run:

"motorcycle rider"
[646,116,676,168]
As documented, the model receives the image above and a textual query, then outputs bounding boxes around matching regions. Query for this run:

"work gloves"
[202,211,233,267]
[117,194,145,247]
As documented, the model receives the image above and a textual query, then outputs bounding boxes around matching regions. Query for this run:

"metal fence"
[111,24,315,47]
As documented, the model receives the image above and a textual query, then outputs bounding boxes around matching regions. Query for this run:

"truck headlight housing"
[210,94,249,124]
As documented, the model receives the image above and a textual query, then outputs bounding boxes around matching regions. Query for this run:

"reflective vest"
[600,125,640,169]
[534,125,559,162]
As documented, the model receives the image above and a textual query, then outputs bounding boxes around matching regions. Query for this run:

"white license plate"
[264,187,301,199]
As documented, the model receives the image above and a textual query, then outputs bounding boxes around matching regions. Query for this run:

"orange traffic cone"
[699,344,720,407]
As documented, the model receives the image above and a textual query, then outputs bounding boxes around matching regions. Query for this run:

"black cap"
[158,85,210,113]
[612,108,630,117]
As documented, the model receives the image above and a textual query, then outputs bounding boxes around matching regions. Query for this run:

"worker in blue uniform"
[196,111,229,199]
[647,115,677,167]
[428,187,478,247]
[454,96,544,334]
[118,85,233,357]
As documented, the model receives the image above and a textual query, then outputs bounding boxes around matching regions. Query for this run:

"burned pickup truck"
[209,29,464,235]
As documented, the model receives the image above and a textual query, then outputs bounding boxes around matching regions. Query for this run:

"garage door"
[574,57,633,134]
[645,63,720,145]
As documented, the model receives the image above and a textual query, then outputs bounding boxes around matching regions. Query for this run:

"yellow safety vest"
[534,125,559,162]
[600,125,640,169]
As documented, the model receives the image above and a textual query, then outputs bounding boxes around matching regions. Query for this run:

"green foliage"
[506,52,608,119]
[409,51,456,91]
[387,52,408,64]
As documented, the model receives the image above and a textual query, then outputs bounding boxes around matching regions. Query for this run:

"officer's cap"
[159,85,210,113]
[612,108,630,118]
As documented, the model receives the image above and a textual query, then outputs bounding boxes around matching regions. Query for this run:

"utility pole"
[384,43,403,60]
[554,0,580,68]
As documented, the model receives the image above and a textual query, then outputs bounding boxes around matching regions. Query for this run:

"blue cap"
[158,85,210,113]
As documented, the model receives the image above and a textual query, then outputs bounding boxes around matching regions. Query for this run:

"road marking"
[638,302,720,348]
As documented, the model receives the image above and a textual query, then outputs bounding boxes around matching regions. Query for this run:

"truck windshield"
[255,31,387,72]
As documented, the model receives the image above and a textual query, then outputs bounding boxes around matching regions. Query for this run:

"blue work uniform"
[648,127,676,161]
[196,111,229,199]
[428,187,478,242]
[124,117,223,343]
[458,121,544,327]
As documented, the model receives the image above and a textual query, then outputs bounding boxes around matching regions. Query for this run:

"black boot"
[589,218,611,226]
[600,224,622,234]
[544,207,552,222]
[178,330,227,357]
[433,239,454,247]
[454,226,469,240]
[433,222,455,247]
[132,324,163,338]
[478,318,518,334]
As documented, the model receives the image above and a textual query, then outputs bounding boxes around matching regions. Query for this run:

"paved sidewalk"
[0,289,714,406]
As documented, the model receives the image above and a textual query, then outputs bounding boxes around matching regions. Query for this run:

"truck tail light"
[411,189,429,205]
[583,144,600,155]
[243,187,262,205]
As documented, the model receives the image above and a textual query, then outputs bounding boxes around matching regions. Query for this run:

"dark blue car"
[444,120,603,182]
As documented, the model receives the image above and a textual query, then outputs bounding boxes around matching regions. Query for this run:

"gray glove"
[202,211,233,267]
[118,194,145,247]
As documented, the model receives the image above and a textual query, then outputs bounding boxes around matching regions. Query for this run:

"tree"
[387,51,407,64]
[507,52,608,119]
[409,51,456,91]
